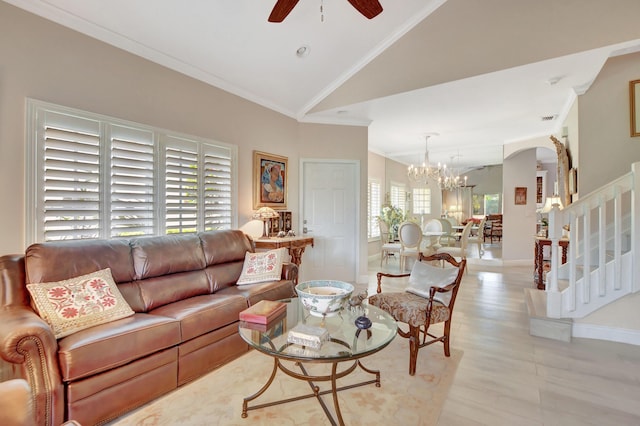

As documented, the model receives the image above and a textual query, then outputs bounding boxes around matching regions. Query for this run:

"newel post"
[546,203,563,317]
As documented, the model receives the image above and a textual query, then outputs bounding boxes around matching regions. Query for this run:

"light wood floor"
[368,243,640,426]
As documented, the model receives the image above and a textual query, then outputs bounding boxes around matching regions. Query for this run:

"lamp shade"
[252,207,279,238]
[539,195,563,213]
[252,207,279,220]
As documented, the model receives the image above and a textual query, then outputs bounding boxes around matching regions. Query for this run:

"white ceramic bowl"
[295,280,354,317]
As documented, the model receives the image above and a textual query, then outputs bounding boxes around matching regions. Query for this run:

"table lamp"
[252,207,279,238]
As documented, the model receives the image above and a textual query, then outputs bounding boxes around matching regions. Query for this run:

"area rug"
[107,338,462,426]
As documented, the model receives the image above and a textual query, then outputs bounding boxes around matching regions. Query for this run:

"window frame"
[367,179,381,240]
[412,187,432,215]
[25,99,237,244]
[389,181,407,214]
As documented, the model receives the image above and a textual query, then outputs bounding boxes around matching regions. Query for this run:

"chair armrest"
[0,306,65,426]
[281,262,298,283]
[376,271,410,294]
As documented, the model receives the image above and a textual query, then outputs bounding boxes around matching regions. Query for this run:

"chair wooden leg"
[443,320,452,357]
[409,325,420,376]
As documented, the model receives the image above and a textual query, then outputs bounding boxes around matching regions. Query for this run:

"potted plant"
[380,205,407,241]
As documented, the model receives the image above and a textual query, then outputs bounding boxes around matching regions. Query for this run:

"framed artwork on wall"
[631,79,640,137]
[253,151,288,209]
[515,187,527,205]
[569,168,578,195]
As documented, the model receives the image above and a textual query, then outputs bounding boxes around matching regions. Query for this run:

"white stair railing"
[546,162,640,318]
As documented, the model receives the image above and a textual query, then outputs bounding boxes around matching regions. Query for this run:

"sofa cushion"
[199,230,252,266]
[25,238,135,285]
[218,279,297,306]
[131,234,206,280]
[27,268,135,339]
[57,313,180,381]
[204,262,245,293]
[150,294,248,341]
[236,248,288,285]
[133,270,210,312]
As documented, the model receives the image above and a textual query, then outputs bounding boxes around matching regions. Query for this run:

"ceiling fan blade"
[268,0,300,23]
[347,0,383,19]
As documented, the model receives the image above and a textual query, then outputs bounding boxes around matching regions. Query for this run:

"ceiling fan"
[268,0,383,23]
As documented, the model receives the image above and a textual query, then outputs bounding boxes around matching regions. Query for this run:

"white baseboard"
[572,322,640,346]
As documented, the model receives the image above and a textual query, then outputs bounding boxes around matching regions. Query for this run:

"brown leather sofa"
[0,230,297,425]
[0,379,81,426]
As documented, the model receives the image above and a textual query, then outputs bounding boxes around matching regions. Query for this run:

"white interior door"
[300,160,358,282]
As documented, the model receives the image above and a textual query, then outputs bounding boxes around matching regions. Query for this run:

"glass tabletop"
[238,298,397,362]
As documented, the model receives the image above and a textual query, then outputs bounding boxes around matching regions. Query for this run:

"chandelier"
[437,156,468,191]
[407,135,468,191]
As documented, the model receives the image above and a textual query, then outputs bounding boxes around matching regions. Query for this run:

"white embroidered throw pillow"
[27,268,135,339]
[237,248,288,285]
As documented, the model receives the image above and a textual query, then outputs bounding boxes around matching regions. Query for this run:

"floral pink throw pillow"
[26,268,134,339]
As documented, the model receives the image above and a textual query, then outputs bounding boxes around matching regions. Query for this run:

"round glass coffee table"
[238,297,397,426]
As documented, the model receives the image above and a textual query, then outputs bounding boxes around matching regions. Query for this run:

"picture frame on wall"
[569,168,578,194]
[253,151,288,209]
[631,79,640,137]
[514,187,527,205]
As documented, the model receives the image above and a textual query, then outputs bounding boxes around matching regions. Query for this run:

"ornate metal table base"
[242,353,381,426]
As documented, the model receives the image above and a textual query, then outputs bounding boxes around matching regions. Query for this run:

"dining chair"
[483,214,503,243]
[467,217,486,257]
[369,252,466,375]
[379,219,401,266]
[421,218,443,253]
[436,221,473,273]
[398,221,423,271]
[436,218,456,247]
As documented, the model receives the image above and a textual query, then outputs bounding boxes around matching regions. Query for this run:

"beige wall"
[502,149,537,261]
[298,123,369,281]
[578,51,640,194]
[0,3,368,266]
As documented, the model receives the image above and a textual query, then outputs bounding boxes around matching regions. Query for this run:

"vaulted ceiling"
[7,0,640,170]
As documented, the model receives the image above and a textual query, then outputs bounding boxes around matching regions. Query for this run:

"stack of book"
[239,300,287,331]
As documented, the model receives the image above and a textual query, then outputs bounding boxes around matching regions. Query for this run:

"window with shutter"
[37,110,102,241]
[26,99,237,244]
[203,143,232,231]
[368,179,381,239]
[110,125,155,237]
[390,182,406,213]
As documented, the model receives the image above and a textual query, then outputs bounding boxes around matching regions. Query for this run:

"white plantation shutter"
[203,143,232,230]
[110,125,155,237]
[164,137,199,234]
[26,99,236,244]
[368,180,381,239]
[38,110,102,241]
[390,182,406,213]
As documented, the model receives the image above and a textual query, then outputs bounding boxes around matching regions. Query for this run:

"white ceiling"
[7,0,640,171]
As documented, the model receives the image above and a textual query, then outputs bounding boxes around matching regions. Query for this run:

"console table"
[254,236,314,282]
[534,237,569,289]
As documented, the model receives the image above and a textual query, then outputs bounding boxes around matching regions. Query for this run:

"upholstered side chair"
[369,252,466,375]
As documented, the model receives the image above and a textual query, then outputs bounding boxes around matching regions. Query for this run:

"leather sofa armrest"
[0,379,34,426]
[0,379,81,426]
[281,262,298,284]
[0,306,65,426]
